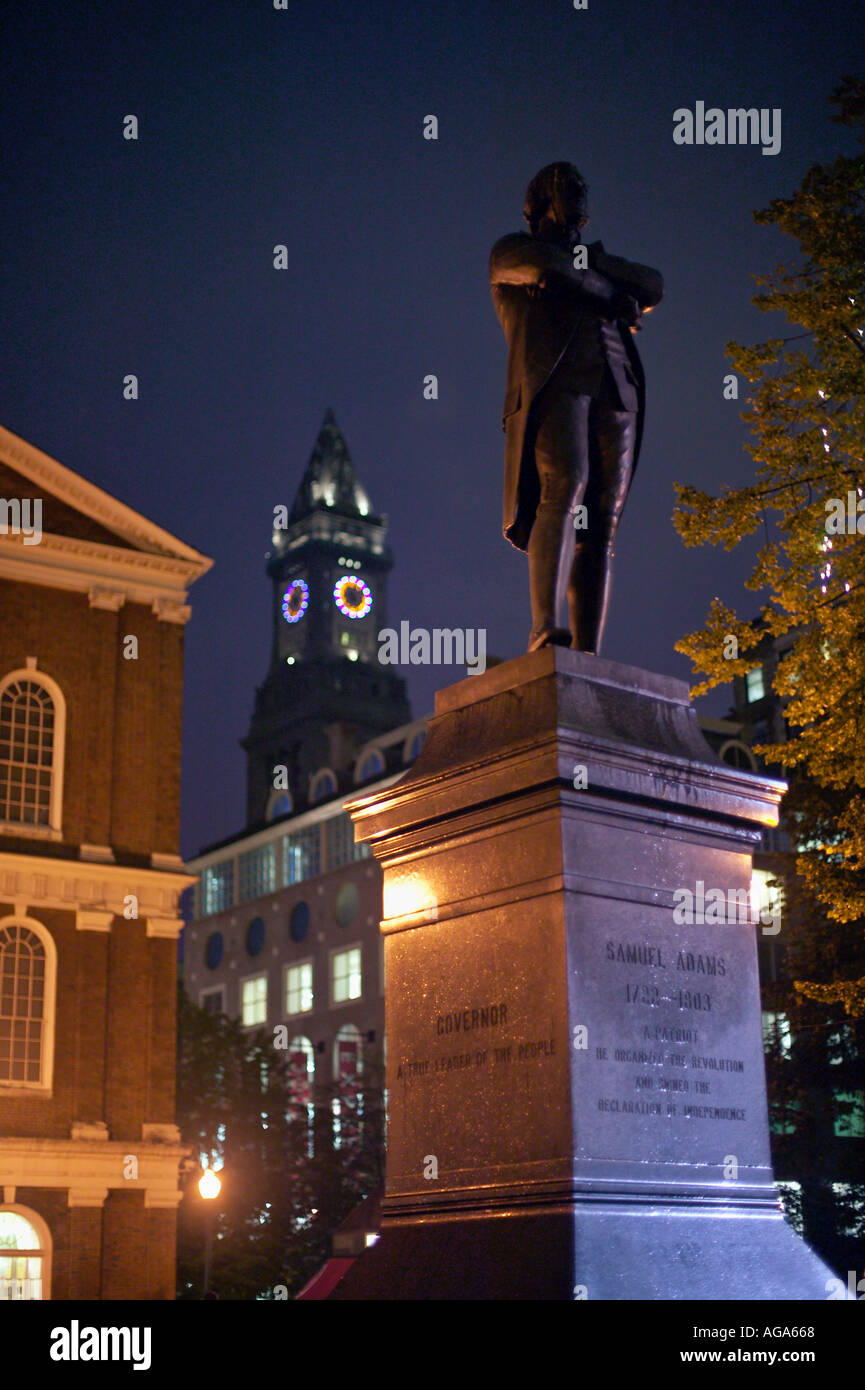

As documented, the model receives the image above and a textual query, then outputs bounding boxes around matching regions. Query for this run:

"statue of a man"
[489,162,663,654]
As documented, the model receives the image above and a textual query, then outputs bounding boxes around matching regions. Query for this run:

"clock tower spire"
[242,410,411,827]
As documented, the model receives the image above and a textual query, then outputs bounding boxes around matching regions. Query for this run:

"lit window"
[238,844,277,903]
[0,1210,48,1299]
[0,675,63,829]
[827,1022,858,1066]
[751,869,782,927]
[201,861,234,915]
[241,975,267,1027]
[833,1090,865,1138]
[761,1010,792,1058]
[744,667,765,702]
[326,812,370,870]
[283,827,321,884]
[286,962,313,1016]
[0,921,55,1089]
[332,947,362,1004]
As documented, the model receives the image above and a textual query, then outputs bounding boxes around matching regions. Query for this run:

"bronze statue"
[489,162,663,654]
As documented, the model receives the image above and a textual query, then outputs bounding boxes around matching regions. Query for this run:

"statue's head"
[523,162,588,235]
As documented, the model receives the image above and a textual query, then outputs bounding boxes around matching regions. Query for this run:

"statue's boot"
[528,627,572,653]
[568,539,615,655]
[527,487,577,651]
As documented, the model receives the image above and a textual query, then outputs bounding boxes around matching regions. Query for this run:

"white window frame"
[240,972,268,1028]
[744,666,765,703]
[0,915,57,1095]
[0,1205,52,1300]
[331,944,362,1006]
[0,666,66,839]
[284,959,314,1017]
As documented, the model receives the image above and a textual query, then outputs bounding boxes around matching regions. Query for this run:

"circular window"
[335,882,360,928]
[282,579,309,624]
[205,932,223,970]
[246,917,266,956]
[333,575,372,619]
[289,901,310,943]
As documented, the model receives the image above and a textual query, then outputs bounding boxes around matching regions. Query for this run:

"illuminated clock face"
[282,579,309,624]
[333,574,372,619]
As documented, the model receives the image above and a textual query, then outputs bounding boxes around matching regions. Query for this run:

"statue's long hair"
[523,162,588,235]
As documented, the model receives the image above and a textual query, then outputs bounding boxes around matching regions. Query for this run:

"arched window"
[288,1036,315,1157]
[266,789,293,821]
[333,1023,363,1082]
[0,918,57,1091]
[719,740,757,773]
[354,748,385,784]
[332,1024,363,1151]
[288,1036,314,1107]
[0,1208,52,1300]
[403,728,426,764]
[0,669,66,833]
[309,768,337,804]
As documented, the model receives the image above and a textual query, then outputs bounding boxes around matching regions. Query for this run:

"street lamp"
[198,1166,221,1297]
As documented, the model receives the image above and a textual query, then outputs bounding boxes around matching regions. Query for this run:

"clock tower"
[242,409,411,827]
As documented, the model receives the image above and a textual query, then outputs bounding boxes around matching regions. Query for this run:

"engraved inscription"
[591,935,748,1129]
[395,1000,557,1082]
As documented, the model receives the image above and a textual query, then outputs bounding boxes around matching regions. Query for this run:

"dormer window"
[310,769,337,804]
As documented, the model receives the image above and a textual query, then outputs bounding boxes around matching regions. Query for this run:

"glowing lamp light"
[282,579,309,624]
[199,1167,221,1200]
[333,574,372,619]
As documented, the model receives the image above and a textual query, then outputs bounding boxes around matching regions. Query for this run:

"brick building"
[0,424,211,1299]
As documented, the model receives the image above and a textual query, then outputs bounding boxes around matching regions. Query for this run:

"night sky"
[1,0,858,857]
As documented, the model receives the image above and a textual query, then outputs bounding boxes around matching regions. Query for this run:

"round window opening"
[289,901,310,943]
[205,932,224,970]
[246,917,266,956]
[335,882,360,928]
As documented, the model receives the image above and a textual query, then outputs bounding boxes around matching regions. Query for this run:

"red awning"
[295,1257,356,1300]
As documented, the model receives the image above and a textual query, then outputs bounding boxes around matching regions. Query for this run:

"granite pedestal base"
[332,648,839,1300]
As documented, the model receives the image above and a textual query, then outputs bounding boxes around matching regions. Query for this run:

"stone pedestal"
[332,648,838,1299]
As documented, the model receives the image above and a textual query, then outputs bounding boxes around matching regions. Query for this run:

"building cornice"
[0,1137,191,1209]
[0,423,212,619]
[0,424,209,561]
[0,530,210,622]
[0,850,194,939]
[186,773,404,873]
